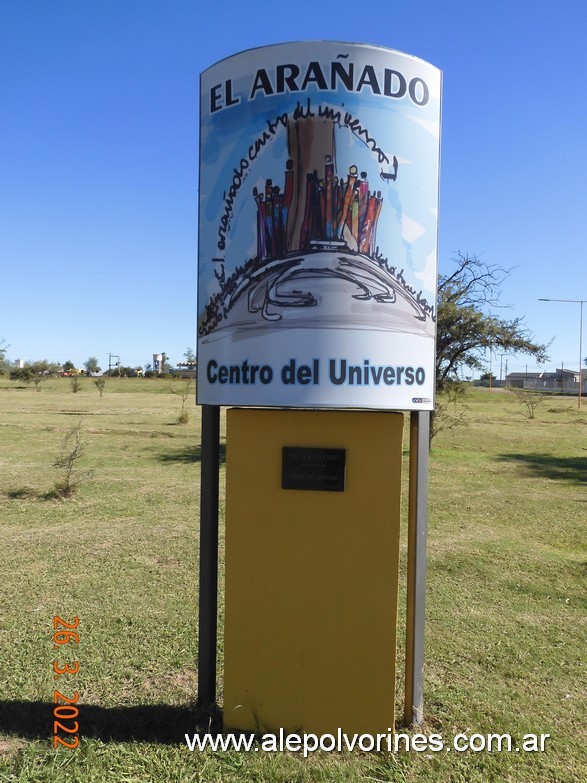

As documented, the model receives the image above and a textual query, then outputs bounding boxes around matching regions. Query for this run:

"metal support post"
[197,404,220,712]
[404,410,429,726]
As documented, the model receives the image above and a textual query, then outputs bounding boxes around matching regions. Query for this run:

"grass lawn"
[0,378,584,782]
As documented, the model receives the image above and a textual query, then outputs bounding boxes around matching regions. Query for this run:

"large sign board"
[197,42,441,409]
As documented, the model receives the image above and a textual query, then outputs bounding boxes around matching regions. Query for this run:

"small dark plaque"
[282,447,346,492]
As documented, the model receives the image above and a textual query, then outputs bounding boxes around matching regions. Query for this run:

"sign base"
[223,408,403,735]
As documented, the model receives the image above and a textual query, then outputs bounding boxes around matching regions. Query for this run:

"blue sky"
[1,0,586,375]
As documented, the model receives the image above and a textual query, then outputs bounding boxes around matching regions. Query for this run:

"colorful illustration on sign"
[199,100,434,338]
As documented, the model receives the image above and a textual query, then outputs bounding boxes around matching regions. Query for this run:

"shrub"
[50,420,93,498]
[94,378,106,397]
[508,384,544,419]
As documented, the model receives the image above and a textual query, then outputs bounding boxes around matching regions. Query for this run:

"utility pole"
[108,354,120,377]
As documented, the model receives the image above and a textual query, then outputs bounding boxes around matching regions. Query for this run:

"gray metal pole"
[197,404,220,712]
[404,410,429,726]
[579,301,583,409]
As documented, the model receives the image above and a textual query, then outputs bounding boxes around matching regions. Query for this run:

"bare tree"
[436,253,549,392]
[51,420,93,497]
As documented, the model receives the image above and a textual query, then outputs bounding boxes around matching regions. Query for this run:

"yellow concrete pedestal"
[223,408,403,735]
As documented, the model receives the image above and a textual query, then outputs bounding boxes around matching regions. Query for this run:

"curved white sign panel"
[197,42,441,410]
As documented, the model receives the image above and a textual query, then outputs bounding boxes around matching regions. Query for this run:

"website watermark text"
[186,729,551,757]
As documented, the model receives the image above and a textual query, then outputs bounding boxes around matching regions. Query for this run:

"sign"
[197,42,441,410]
[282,447,346,492]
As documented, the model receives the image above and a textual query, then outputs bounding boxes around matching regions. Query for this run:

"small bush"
[508,384,544,419]
[170,380,194,425]
[50,420,92,497]
[94,378,106,397]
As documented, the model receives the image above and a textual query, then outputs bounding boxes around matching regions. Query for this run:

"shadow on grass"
[0,701,222,744]
[497,453,587,484]
[4,488,55,501]
[158,444,226,465]
[4,487,41,500]
[3,487,76,501]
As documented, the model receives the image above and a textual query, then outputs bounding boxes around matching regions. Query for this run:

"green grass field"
[0,378,585,782]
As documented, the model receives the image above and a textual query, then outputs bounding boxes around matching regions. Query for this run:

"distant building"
[506,369,584,393]
[505,372,542,389]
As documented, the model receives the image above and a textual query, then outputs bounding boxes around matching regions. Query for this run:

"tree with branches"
[84,356,101,374]
[436,253,549,392]
[10,359,60,390]
[183,347,197,365]
[431,254,549,442]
